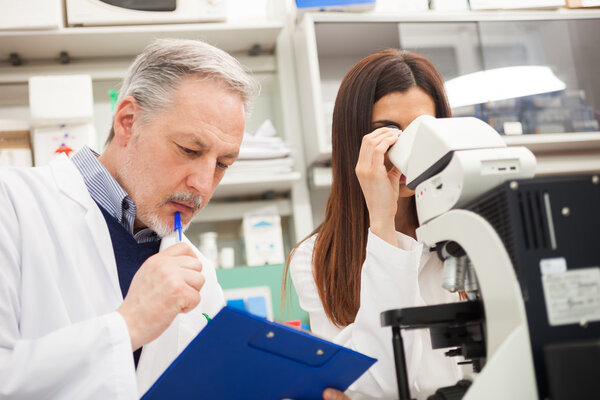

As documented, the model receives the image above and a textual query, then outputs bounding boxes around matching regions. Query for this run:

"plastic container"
[198,232,218,268]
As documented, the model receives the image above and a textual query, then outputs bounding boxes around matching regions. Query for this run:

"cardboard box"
[565,0,600,7]
[0,120,32,167]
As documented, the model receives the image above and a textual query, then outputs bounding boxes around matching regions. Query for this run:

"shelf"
[304,132,600,168]
[193,198,292,223]
[503,132,600,153]
[309,166,333,189]
[0,54,277,84]
[303,9,600,23]
[212,171,301,199]
[295,10,600,168]
[0,21,283,61]
[535,151,600,176]
[309,132,600,188]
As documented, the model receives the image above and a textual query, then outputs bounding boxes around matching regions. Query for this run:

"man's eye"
[217,161,229,170]
[178,145,197,155]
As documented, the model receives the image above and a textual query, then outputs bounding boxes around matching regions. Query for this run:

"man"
[0,38,256,398]
[0,38,353,399]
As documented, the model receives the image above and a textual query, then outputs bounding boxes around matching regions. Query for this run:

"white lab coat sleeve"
[0,180,138,399]
[289,230,422,399]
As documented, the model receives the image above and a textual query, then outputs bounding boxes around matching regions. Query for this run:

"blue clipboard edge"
[141,306,377,399]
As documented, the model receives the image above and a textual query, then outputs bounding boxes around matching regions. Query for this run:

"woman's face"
[371,86,436,198]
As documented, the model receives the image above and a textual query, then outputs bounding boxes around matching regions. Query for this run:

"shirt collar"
[71,146,159,243]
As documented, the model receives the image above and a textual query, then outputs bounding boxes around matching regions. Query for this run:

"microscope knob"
[427,379,472,400]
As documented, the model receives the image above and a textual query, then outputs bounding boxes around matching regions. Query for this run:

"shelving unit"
[213,171,301,199]
[0,54,279,84]
[295,10,600,166]
[293,9,600,226]
[194,198,293,223]
[0,22,284,60]
[0,0,314,254]
[309,132,600,190]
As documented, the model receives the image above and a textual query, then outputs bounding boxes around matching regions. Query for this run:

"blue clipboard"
[141,306,376,400]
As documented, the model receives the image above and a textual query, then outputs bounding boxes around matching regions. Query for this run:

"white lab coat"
[289,231,463,400]
[0,155,225,399]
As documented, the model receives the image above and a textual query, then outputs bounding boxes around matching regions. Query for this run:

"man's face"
[117,77,245,237]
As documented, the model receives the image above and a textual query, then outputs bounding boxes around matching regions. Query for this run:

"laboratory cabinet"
[0,0,314,267]
[294,10,600,180]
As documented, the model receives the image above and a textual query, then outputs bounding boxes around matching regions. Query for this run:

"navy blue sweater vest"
[97,205,161,366]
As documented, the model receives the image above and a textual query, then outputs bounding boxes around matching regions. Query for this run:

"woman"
[286,49,463,399]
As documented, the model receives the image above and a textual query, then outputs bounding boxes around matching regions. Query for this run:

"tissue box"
[0,119,32,167]
[565,0,600,7]
[242,214,285,266]
[29,75,94,127]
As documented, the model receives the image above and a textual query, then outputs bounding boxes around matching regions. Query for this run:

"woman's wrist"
[369,221,398,247]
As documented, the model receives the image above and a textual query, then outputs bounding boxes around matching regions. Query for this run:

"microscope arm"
[416,209,537,399]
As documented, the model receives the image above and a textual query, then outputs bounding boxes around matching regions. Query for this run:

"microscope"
[381,115,600,400]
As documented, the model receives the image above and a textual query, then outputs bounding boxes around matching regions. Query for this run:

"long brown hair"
[285,49,451,327]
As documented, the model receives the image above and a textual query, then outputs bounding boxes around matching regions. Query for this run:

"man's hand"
[117,243,205,350]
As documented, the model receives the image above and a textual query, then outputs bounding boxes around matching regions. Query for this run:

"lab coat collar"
[49,155,123,303]
[49,154,95,210]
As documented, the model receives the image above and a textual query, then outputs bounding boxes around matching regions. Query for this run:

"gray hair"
[107,38,259,143]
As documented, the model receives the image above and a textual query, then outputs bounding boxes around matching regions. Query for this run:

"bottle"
[198,232,218,268]
[219,247,235,269]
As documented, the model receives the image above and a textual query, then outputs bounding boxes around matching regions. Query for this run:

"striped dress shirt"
[71,146,159,244]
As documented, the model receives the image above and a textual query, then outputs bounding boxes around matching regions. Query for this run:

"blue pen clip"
[174,212,182,242]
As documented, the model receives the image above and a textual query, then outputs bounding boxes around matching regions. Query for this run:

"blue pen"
[174,212,182,242]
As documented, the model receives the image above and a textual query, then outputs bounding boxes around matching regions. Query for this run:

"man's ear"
[113,96,138,147]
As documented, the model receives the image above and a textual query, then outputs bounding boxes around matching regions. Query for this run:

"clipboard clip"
[248,323,339,367]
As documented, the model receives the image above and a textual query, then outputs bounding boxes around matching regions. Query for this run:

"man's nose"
[186,162,215,196]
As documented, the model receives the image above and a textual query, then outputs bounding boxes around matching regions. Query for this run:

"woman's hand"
[323,388,351,400]
[355,127,402,247]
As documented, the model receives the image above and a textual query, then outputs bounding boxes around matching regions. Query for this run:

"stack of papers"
[230,120,294,178]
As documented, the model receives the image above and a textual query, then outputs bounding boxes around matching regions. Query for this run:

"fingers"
[388,166,402,186]
[357,128,400,174]
[180,268,206,292]
[323,388,348,400]
[120,242,207,348]
[371,135,400,169]
[177,255,203,272]
[178,289,201,314]
[162,242,196,257]
[360,127,400,158]
[167,271,203,313]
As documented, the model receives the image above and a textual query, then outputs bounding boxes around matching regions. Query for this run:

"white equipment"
[66,0,227,27]
[0,0,62,30]
[385,115,538,399]
[387,115,536,225]
[382,116,600,399]
[28,74,97,166]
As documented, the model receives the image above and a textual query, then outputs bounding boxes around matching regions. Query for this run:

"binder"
[141,306,376,400]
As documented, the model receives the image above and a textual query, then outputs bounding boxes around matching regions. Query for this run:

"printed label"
[540,257,567,275]
[542,267,600,326]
